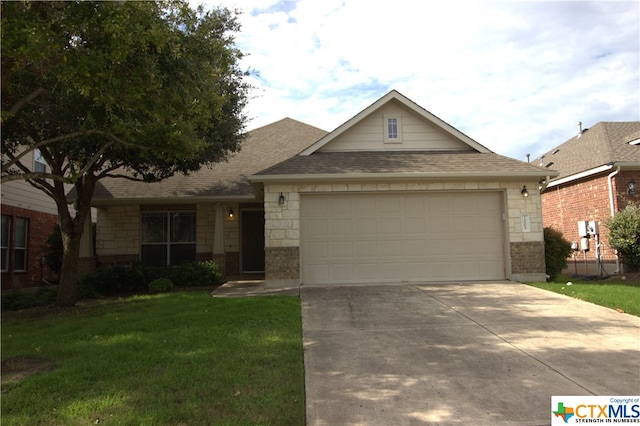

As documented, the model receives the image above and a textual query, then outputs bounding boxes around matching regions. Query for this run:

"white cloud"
[196,0,640,161]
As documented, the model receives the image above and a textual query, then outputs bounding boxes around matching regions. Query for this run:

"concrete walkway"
[301,282,640,425]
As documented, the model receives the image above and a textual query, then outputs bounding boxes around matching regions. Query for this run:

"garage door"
[301,192,505,284]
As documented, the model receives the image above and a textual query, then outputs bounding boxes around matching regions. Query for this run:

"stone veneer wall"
[264,180,547,283]
[510,241,545,274]
[265,246,299,280]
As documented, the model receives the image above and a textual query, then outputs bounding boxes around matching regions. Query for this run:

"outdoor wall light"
[228,208,234,219]
[278,192,285,205]
[628,181,637,196]
[521,185,529,198]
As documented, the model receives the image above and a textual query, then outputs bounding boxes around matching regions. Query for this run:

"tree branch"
[1,129,147,173]
[3,87,48,123]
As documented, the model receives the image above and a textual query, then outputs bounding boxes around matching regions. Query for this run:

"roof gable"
[534,121,640,182]
[300,90,492,155]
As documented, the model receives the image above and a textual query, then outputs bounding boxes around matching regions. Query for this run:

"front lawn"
[528,275,640,317]
[1,292,305,425]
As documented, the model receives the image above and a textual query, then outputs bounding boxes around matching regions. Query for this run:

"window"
[34,149,47,173]
[384,115,402,143]
[1,215,9,271]
[387,118,398,139]
[141,211,196,266]
[14,218,28,271]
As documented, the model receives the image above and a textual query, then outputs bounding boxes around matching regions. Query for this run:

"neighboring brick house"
[94,90,556,286]
[2,149,95,290]
[534,121,640,275]
[2,149,60,289]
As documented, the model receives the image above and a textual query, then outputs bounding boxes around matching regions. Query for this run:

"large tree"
[1,1,249,306]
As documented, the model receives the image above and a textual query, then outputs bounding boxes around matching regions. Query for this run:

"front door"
[241,210,265,273]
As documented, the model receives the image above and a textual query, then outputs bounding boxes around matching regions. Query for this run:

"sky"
[194,0,639,162]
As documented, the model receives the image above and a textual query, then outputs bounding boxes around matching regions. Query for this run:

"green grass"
[1,292,305,425]
[528,275,640,317]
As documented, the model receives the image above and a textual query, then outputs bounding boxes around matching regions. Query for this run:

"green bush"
[153,260,223,287]
[544,227,573,281]
[78,263,148,296]
[606,203,640,272]
[78,261,223,297]
[148,278,173,293]
[1,287,58,311]
[43,224,63,274]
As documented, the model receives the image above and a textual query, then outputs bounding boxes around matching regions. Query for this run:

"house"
[1,149,95,290]
[94,90,555,286]
[2,149,59,289]
[92,117,328,277]
[535,121,640,275]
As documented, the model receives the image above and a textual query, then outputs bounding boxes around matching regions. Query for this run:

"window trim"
[383,115,403,144]
[140,211,197,266]
[34,149,47,173]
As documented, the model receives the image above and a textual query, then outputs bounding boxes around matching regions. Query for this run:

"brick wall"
[1,205,58,289]
[541,172,639,265]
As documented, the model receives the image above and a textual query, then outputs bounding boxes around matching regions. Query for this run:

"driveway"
[301,282,640,425]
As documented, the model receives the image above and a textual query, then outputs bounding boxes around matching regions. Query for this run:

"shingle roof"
[533,121,640,181]
[253,151,554,179]
[92,118,327,203]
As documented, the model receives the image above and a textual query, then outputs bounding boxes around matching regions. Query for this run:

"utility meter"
[580,237,590,252]
[578,221,588,237]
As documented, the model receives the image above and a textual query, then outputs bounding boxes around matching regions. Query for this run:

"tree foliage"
[606,203,640,272]
[1,0,249,306]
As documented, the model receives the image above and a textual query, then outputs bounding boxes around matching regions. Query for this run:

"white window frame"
[34,149,47,173]
[384,115,403,143]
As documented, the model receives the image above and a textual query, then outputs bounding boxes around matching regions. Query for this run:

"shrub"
[148,278,173,293]
[78,263,148,296]
[1,287,58,311]
[606,203,640,272]
[43,224,63,274]
[544,227,573,281]
[158,261,223,287]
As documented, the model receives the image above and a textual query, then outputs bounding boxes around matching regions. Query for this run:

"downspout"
[607,164,621,273]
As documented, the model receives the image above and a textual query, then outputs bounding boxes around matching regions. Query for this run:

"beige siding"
[2,151,60,215]
[318,101,471,152]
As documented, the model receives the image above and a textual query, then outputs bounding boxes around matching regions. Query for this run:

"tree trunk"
[56,230,83,307]
[54,174,93,307]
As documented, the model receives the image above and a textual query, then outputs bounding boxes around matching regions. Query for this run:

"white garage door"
[301,192,506,284]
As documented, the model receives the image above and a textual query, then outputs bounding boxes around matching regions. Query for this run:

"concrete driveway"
[301,282,640,425]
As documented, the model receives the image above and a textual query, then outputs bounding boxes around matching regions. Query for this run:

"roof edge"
[546,161,640,188]
[248,170,557,183]
[91,194,257,207]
